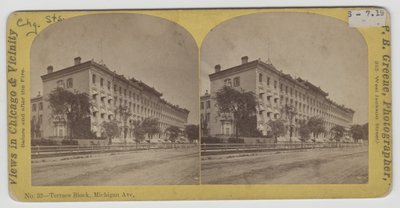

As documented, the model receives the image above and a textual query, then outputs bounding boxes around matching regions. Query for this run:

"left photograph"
[29,14,200,186]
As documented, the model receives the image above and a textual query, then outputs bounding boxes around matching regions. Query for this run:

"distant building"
[31,57,189,143]
[204,56,354,142]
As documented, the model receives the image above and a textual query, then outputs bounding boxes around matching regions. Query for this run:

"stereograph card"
[6,7,392,201]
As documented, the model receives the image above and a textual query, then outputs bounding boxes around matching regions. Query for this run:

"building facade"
[203,56,354,142]
[31,94,43,140]
[200,90,211,136]
[31,57,189,143]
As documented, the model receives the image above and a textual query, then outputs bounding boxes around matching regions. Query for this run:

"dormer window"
[233,77,240,87]
[224,78,232,87]
[57,80,65,88]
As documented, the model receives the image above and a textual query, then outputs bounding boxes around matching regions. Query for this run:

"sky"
[200,12,368,124]
[30,13,199,124]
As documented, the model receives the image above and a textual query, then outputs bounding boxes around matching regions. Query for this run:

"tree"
[267,119,286,143]
[101,120,119,145]
[141,117,160,142]
[362,123,369,141]
[282,104,297,143]
[201,118,209,136]
[215,86,257,138]
[237,115,262,137]
[298,119,311,143]
[31,119,41,139]
[115,105,132,144]
[351,124,364,143]
[185,125,199,143]
[132,120,146,144]
[134,121,145,144]
[165,126,181,143]
[48,87,91,140]
[307,116,326,142]
[330,125,345,142]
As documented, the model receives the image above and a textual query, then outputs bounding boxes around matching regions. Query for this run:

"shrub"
[31,138,58,146]
[228,137,244,143]
[61,139,79,145]
[201,136,223,143]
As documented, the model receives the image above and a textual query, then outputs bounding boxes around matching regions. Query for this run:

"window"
[114,84,117,92]
[32,104,37,112]
[92,74,96,84]
[100,78,104,87]
[285,86,288,94]
[201,102,204,109]
[206,113,210,121]
[57,80,65,88]
[274,80,277,89]
[124,89,127,96]
[108,81,111,90]
[39,115,43,124]
[206,101,211,108]
[280,84,283,92]
[267,77,270,86]
[259,73,263,82]
[39,102,43,110]
[119,87,122,95]
[233,77,240,87]
[66,78,73,88]
[224,79,232,87]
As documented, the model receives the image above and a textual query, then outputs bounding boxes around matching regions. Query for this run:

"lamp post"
[284,104,297,143]
[117,105,131,144]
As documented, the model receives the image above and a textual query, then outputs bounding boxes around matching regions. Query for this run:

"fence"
[201,142,367,156]
[31,143,197,159]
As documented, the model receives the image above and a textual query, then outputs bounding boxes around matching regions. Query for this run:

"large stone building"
[31,57,189,143]
[201,56,354,142]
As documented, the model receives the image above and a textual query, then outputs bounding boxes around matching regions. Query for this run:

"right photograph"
[200,12,369,184]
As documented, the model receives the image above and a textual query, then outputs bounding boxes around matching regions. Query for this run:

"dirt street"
[32,148,199,186]
[201,146,368,184]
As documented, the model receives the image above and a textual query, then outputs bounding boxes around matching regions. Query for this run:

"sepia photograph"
[29,13,200,186]
[200,12,369,184]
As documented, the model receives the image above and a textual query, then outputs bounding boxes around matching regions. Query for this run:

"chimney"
[241,56,249,64]
[74,57,82,65]
[215,64,221,73]
[47,66,53,74]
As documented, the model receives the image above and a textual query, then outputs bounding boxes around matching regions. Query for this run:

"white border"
[0,1,398,208]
